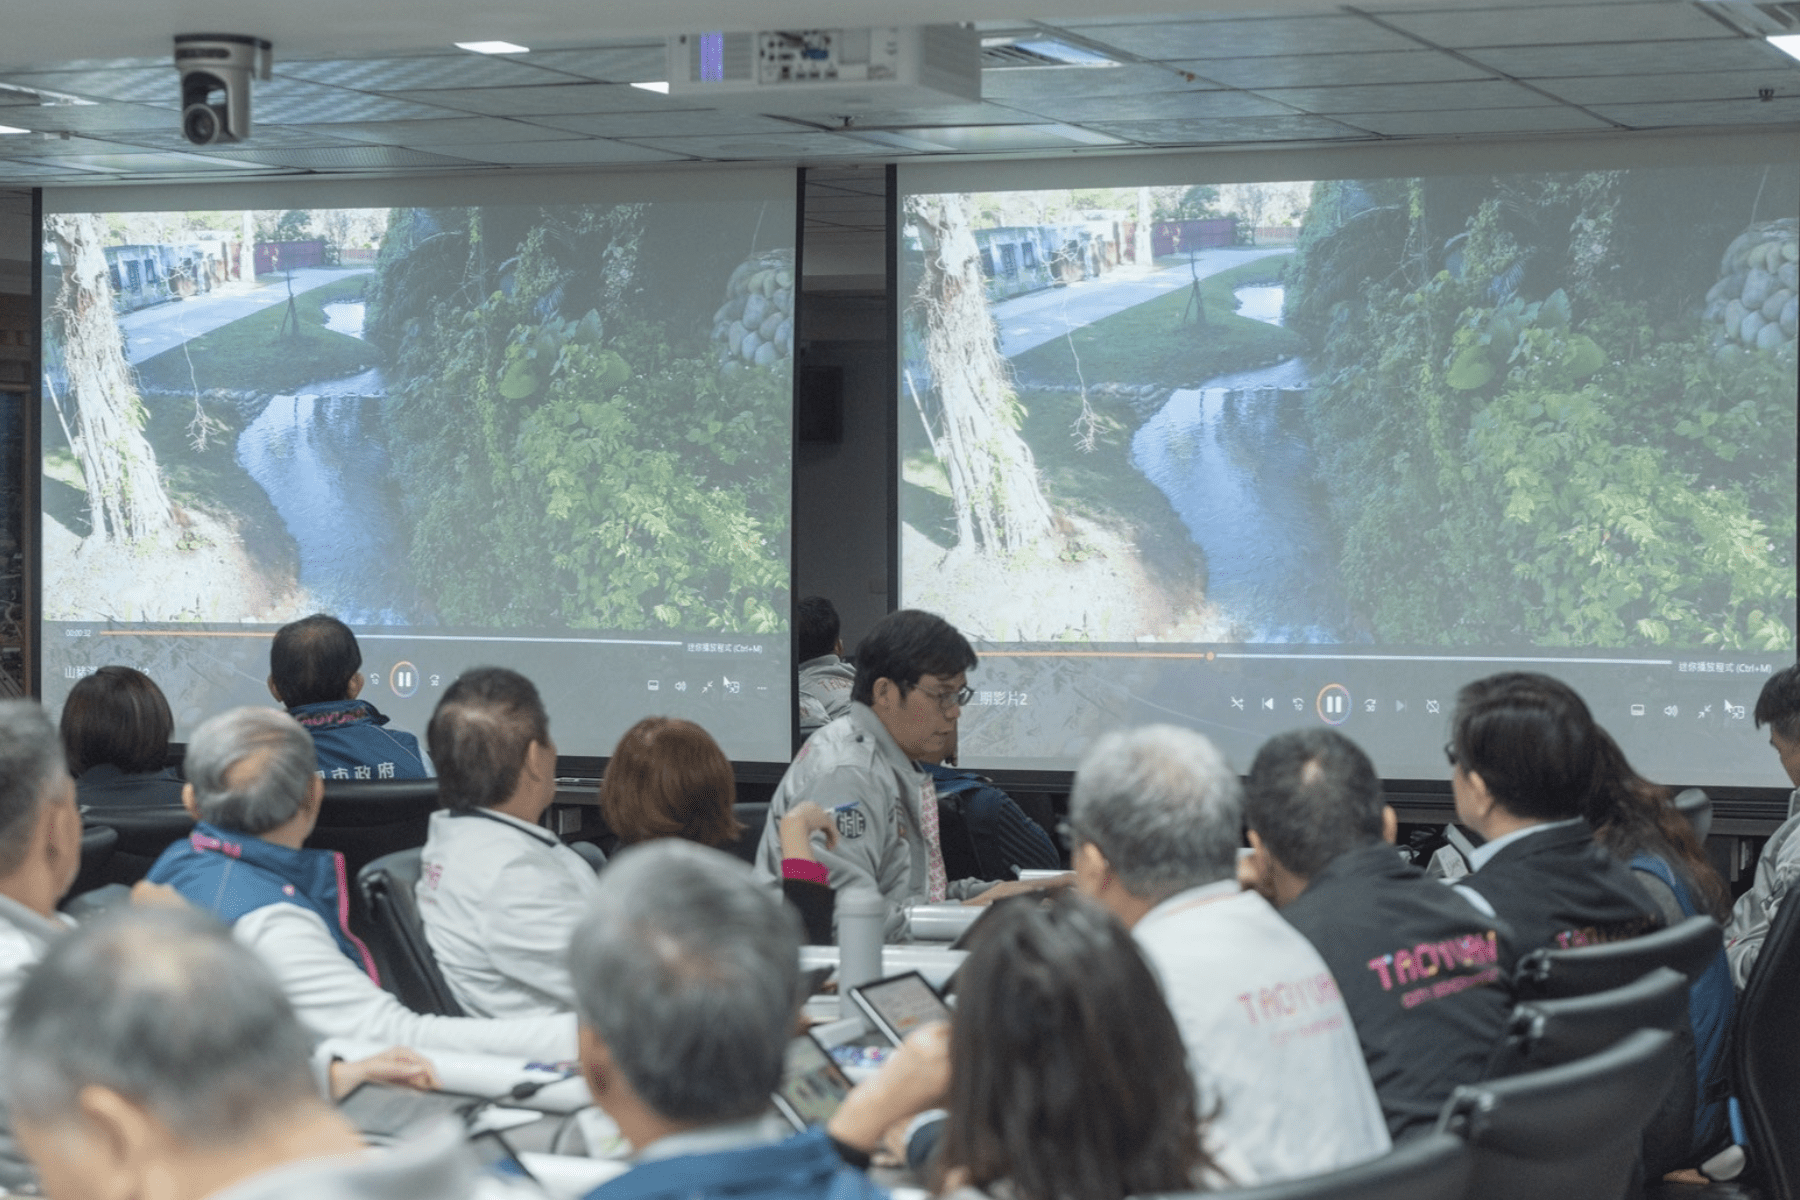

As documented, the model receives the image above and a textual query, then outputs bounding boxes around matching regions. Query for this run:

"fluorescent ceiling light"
[631,80,670,93]
[1770,34,1800,62]
[0,125,27,135]
[455,41,529,55]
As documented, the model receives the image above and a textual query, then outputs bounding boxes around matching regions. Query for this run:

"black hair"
[1587,727,1731,922]
[1755,662,1800,744]
[1452,672,1600,822]
[795,596,841,663]
[938,890,1211,1200]
[60,666,174,776]
[849,610,977,706]
[427,667,550,812]
[1243,728,1385,879]
[268,614,362,708]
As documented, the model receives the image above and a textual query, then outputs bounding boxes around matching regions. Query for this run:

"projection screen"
[40,169,796,763]
[897,135,1798,788]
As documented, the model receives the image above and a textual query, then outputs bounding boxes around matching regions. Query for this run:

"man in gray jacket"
[756,609,1058,939]
[795,596,856,739]
[1725,663,1800,988]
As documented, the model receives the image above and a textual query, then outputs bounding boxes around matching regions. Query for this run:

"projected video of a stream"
[40,196,797,760]
[899,167,1799,783]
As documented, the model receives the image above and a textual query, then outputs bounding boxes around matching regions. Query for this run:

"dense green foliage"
[1286,171,1796,650]
[371,207,790,633]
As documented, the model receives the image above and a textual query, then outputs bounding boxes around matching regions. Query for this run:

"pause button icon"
[391,662,419,698]
[1317,683,1351,726]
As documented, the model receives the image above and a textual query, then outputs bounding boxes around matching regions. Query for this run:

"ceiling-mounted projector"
[667,27,980,112]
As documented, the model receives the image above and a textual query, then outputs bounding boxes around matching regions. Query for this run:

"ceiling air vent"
[979,36,1119,69]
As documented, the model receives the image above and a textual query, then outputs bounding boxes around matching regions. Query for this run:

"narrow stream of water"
[1129,286,1353,642]
[237,302,420,624]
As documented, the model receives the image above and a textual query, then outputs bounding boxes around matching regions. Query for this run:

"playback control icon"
[1317,683,1352,726]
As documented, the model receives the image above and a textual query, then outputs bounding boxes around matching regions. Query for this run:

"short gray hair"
[0,703,69,876]
[4,908,318,1145]
[1069,725,1243,902]
[570,840,801,1123]
[184,708,317,835]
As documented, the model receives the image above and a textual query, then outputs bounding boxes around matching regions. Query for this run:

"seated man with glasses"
[756,609,1065,940]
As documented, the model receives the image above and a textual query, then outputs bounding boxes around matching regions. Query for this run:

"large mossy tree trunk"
[45,213,173,545]
[908,193,1055,557]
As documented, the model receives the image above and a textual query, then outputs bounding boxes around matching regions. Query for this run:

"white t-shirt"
[1134,880,1392,1186]
[416,808,603,1018]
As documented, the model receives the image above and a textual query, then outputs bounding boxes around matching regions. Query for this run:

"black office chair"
[80,804,195,886]
[722,801,770,865]
[1512,915,1722,999]
[68,825,118,898]
[312,779,441,883]
[1734,878,1800,1200]
[1439,1027,1680,1200]
[1487,966,1689,1078]
[1486,966,1694,1178]
[356,848,464,1017]
[1141,1131,1470,1200]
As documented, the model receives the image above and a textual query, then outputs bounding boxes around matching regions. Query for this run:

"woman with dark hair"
[59,666,182,808]
[600,716,840,942]
[1449,671,1662,952]
[831,891,1220,1199]
[1588,727,1735,1162]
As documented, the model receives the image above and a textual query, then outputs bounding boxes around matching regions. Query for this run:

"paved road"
[120,268,371,365]
[995,247,1293,360]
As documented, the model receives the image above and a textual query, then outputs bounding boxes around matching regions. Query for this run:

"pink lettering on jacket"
[1367,930,1499,991]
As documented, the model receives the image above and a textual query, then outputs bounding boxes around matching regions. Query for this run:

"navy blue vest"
[148,821,380,981]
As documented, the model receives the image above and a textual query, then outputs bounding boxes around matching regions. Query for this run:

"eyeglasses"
[905,683,974,715]
[1444,741,1459,768]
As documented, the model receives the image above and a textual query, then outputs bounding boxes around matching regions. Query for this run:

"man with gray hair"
[571,840,883,1200]
[1068,725,1389,1185]
[4,907,534,1200]
[148,706,576,1061]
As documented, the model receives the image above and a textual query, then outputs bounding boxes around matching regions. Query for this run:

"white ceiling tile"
[1372,2,1736,49]
[0,67,169,105]
[195,145,482,170]
[524,110,805,137]
[251,79,460,125]
[859,124,1126,151]
[14,149,273,173]
[388,82,705,116]
[1256,79,1558,113]
[308,115,580,145]
[1084,114,1375,144]
[403,138,684,164]
[982,63,1198,101]
[625,130,896,159]
[523,46,669,84]
[94,125,364,152]
[0,159,110,180]
[276,54,578,91]
[1535,70,1796,105]
[1465,39,1789,77]
[1169,49,1491,89]
[0,133,143,158]
[1068,16,1424,61]
[790,102,1043,127]
[1018,89,1297,123]
[1593,94,1800,126]
[0,102,175,133]
[1330,106,1615,136]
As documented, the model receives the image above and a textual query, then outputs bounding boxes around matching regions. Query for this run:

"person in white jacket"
[416,667,602,1018]
[149,707,576,1062]
[1067,725,1392,1187]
